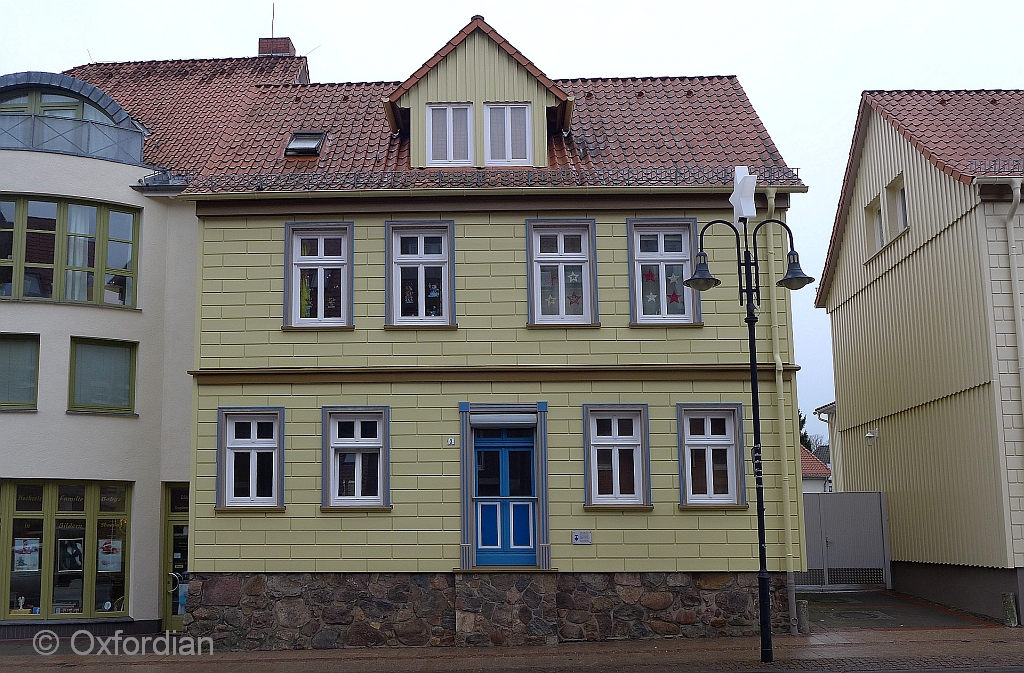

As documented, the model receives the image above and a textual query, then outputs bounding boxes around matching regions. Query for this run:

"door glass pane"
[232,452,250,498]
[96,519,126,612]
[539,265,558,315]
[400,266,419,316]
[641,264,661,315]
[10,518,43,614]
[169,486,189,514]
[53,519,86,614]
[618,448,636,495]
[478,503,499,547]
[299,268,318,318]
[361,452,379,497]
[337,453,356,496]
[476,450,500,497]
[507,450,533,497]
[324,268,342,318]
[15,484,43,512]
[424,266,442,317]
[255,452,274,498]
[712,448,730,495]
[690,448,707,495]
[170,524,188,616]
[511,503,532,547]
[596,448,613,495]
[58,484,86,512]
[666,264,685,315]
[563,265,584,315]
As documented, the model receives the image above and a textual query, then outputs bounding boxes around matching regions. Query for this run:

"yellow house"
[71,17,809,647]
[817,89,1024,622]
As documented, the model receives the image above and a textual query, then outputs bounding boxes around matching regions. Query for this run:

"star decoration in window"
[667,273,681,285]
[645,293,658,303]
[544,295,558,307]
[643,269,657,283]
[668,291,680,304]
[566,271,580,283]
[568,292,582,305]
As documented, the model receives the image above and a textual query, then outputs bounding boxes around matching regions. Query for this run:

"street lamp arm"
[697,219,745,303]
[750,217,799,253]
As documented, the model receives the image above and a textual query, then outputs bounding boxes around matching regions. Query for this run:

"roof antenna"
[87,48,94,63]
[271,3,275,38]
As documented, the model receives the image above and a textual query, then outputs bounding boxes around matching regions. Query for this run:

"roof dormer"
[385,16,573,169]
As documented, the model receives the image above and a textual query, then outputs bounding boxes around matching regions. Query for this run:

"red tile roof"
[64,57,309,173]
[816,89,1024,307]
[801,447,831,479]
[389,16,567,105]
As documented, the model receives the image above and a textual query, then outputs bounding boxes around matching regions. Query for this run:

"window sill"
[0,407,37,413]
[454,566,557,573]
[214,506,287,513]
[66,410,138,418]
[527,322,601,329]
[320,505,393,513]
[0,297,140,312]
[583,504,655,512]
[864,226,909,263]
[384,324,458,330]
[677,503,749,511]
[629,321,703,328]
[282,324,355,331]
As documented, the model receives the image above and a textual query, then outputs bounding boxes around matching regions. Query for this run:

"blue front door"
[474,428,536,566]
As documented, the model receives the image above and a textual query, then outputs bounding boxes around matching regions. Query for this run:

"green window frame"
[1,480,131,620]
[0,89,115,123]
[0,196,139,307]
[0,334,39,410]
[68,338,137,415]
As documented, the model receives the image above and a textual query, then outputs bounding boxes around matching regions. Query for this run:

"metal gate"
[796,492,891,589]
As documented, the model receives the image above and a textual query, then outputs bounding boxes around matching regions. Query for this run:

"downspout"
[764,187,800,635]
[998,179,1023,396]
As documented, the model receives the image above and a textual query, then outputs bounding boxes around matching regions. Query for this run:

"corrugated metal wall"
[399,30,559,168]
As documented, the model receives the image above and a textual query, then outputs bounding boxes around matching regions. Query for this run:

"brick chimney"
[258,37,296,57]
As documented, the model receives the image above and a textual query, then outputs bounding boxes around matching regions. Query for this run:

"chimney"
[258,37,297,57]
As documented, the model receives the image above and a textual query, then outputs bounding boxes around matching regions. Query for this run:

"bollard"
[796,599,809,634]
[1002,593,1019,627]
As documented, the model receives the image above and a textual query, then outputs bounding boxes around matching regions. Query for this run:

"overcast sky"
[4,0,1023,436]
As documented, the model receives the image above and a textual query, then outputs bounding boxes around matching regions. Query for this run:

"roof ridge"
[864,88,1024,95]
[555,75,737,83]
[66,55,306,70]
[253,81,401,89]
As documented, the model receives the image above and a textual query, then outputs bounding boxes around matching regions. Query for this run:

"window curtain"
[74,342,131,408]
[65,205,95,301]
[0,339,36,404]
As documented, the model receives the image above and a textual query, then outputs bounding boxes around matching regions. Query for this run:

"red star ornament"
[667,291,680,304]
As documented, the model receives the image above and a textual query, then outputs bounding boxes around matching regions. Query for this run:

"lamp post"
[683,167,814,663]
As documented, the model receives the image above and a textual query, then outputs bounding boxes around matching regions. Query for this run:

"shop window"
[2,481,130,620]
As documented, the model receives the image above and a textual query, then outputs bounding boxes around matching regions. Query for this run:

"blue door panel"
[474,428,537,566]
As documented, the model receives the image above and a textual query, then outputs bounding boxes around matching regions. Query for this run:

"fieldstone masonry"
[184,571,789,650]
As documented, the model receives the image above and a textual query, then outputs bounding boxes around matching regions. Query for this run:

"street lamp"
[683,168,813,663]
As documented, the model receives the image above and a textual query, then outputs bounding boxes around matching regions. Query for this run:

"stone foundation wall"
[183,571,790,650]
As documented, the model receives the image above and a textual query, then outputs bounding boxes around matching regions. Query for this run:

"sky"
[4,0,1023,437]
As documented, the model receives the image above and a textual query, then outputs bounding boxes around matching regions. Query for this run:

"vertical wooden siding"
[399,30,559,168]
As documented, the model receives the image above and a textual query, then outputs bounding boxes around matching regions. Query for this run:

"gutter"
[764,187,800,635]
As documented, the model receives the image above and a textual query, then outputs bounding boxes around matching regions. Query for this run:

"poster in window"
[58,538,84,572]
[12,538,40,571]
[97,539,123,572]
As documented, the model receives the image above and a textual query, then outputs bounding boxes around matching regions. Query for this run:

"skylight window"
[285,131,326,156]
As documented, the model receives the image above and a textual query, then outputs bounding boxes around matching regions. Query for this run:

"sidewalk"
[0,625,1021,673]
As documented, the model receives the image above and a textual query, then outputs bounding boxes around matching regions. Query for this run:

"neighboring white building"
[800,447,831,494]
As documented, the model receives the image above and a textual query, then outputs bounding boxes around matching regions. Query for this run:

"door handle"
[167,572,181,593]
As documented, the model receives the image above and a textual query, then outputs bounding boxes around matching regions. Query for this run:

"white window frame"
[385,222,455,326]
[219,409,284,508]
[284,223,352,328]
[323,407,389,508]
[426,104,473,166]
[484,104,531,166]
[583,405,650,506]
[527,221,597,325]
[678,404,745,506]
[629,221,695,324]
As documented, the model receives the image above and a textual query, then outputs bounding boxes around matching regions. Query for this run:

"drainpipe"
[764,187,800,635]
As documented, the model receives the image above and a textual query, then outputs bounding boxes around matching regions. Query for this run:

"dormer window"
[426,105,472,166]
[0,89,115,124]
[485,104,530,166]
[284,130,326,156]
